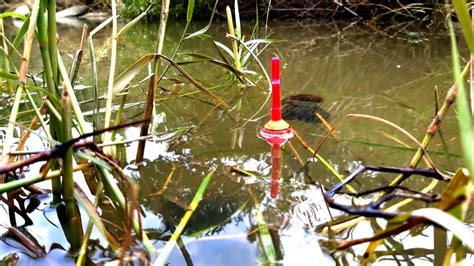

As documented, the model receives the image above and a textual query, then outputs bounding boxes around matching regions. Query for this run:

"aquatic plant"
[309,2,474,264]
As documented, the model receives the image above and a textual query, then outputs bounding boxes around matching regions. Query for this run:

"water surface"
[1,18,470,265]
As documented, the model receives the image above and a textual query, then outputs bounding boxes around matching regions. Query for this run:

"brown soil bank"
[119,0,445,21]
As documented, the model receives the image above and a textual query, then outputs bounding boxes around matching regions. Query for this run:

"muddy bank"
[2,1,445,23]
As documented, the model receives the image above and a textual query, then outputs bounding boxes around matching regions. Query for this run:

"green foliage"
[121,0,215,20]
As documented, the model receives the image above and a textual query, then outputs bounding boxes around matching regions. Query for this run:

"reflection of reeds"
[154,169,216,265]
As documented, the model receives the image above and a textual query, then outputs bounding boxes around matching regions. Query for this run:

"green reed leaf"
[448,14,474,178]
[153,169,216,265]
[186,0,195,22]
[185,0,218,40]
[411,208,474,251]
[452,0,474,53]
[74,183,121,250]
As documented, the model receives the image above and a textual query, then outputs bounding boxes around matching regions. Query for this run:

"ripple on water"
[287,186,331,229]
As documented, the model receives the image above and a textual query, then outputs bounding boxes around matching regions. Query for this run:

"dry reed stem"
[321,62,470,244]
[136,0,170,163]
[226,6,242,71]
[287,140,305,166]
[346,113,443,176]
[18,0,40,84]
[10,101,47,163]
[390,62,470,187]
[1,0,41,183]
[197,104,222,127]
[145,163,176,197]
[316,113,340,141]
[293,129,357,193]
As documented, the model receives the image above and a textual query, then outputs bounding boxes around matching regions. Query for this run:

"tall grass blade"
[225,6,242,71]
[1,0,40,179]
[60,89,83,254]
[185,0,218,40]
[57,51,87,133]
[113,54,228,108]
[88,16,112,132]
[112,54,155,97]
[153,169,216,265]
[0,71,17,80]
[104,0,118,131]
[76,181,104,266]
[448,14,474,177]
[410,208,474,251]
[234,0,242,40]
[186,0,195,22]
[256,205,277,264]
[181,52,244,77]
[0,12,27,20]
[12,15,29,51]
[117,5,150,38]
[1,19,12,93]
[73,183,121,251]
[452,0,474,53]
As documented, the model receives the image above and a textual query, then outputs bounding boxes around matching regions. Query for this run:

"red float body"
[258,57,294,198]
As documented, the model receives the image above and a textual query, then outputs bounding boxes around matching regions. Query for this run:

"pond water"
[1,17,472,265]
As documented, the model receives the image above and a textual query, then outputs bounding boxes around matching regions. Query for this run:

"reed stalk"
[293,130,357,193]
[60,89,83,253]
[76,182,104,266]
[135,0,170,163]
[47,0,58,83]
[0,19,13,94]
[226,6,241,71]
[104,0,118,131]
[135,77,155,163]
[389,62,470,187]
[37,0,63,203]
[0,164,90,193]
[24,93,50,139]
[471,10,474,117]
[111,90,128,140]
[87,19,112,132]
[83,14,156,254]
[0,0,40,174]
[69,25,88,86]
[448,10,474,178]
[322,62,471,252]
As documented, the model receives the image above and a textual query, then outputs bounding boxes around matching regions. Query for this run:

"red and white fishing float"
[258,57,293,198]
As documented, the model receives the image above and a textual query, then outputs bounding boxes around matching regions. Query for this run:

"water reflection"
[1,17,470,265]
[270,145,281,198]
